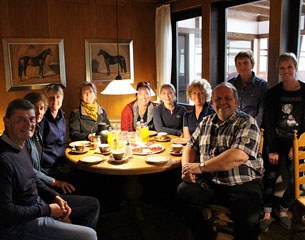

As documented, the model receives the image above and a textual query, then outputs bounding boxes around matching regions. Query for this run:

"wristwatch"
[199,162,206,173]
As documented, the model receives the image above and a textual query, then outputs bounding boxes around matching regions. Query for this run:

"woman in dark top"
[24,92,75,194]
[69,82,110,141]
[39,84,67,176]
[153,83,187,136]
[260,52,305,232]
[183,79,214,139]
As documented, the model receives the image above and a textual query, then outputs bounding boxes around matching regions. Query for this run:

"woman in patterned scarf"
[69,82,110,141]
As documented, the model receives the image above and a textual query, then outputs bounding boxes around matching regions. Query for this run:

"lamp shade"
[101,80,137,95]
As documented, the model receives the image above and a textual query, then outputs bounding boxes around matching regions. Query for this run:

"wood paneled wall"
[0,0,156,132]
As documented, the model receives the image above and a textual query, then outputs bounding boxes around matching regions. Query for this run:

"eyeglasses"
[136,82,150,91]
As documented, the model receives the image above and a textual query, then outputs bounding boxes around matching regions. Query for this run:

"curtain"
[155,4,172,101]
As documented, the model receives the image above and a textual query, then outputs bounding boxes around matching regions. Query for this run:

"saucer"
[69,141,90,148]
[95,150,111,155]
[108,155,129,164]
[168,148,183,156]
[149,130,158,137]
[154,136,171,142]
[79,155,104,165]
[70,149,88,154]
[171,138,189,145]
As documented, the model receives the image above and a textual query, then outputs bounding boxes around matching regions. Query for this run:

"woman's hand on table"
[54,179,76,194]
[88,133,95,142]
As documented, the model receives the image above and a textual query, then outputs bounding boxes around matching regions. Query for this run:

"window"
[172,8,202,104]
[226,0,270,81]
[226,40,253,79]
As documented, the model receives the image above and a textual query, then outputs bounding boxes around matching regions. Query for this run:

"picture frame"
[2,38,66,91]
[85,39,134,83]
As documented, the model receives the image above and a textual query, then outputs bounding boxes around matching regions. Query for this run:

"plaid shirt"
[188,111,264,186]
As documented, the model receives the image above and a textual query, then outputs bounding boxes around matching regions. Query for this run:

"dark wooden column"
[268,0,302,87]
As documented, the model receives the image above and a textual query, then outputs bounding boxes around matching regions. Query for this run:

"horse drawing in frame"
[97,49,127,76]
[18,48,53,81]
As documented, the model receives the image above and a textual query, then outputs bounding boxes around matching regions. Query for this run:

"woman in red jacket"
[121,82,157,131]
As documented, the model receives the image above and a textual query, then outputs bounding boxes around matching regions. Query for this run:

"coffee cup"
[75,143,85,152]
[112,150,125,160]
[157,132,168,140]
[171,144,183,153]
[99,143,110,153]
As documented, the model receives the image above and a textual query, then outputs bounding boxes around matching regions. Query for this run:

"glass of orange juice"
[140,125,149,142]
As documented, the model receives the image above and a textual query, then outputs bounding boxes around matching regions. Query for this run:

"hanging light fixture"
[101,0,137,95]
[115,0,121,80]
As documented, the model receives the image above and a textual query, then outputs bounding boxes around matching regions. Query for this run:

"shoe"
[260,218,271,232]
[275,210,291,230]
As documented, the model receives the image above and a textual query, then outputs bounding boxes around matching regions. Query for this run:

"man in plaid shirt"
[177,82,264,240]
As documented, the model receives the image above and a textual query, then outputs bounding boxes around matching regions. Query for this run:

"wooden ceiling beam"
[231,5,269,16]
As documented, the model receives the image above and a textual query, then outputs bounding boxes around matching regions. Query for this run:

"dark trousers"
[262,140,294,212]
[177,179,263,240]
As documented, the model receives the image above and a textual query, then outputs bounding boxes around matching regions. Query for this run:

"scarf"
[132,101,154,130]
[81,101,98,121]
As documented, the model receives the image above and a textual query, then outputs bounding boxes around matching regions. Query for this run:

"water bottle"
[136,121,141,143]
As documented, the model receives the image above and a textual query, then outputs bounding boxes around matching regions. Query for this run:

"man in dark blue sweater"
[0,99,99,240]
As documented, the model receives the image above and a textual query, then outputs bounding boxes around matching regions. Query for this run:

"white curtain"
[155,4,172,101]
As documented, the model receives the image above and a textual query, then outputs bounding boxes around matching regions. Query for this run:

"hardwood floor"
[88,171,305,240]
[96,194,305,240]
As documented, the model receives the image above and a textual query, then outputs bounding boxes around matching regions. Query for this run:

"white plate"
[171,138,189,145]
[79,155,104,164]
[132,144,164,155]
[69,141,91,148]
[145,155,169,164]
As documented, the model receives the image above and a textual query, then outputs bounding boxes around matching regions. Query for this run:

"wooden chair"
[204,128,264,237]
[290,130,305,239]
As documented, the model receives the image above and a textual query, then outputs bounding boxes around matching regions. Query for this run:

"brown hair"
[235,51,255,65]
[24,92,48,111]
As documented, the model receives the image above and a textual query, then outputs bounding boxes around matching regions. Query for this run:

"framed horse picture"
[85,39,134,83]
[2,38,66,91]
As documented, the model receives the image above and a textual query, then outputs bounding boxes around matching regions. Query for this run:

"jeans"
[1,195,100,240]
[262,140,294,212]
[177,178,263,240]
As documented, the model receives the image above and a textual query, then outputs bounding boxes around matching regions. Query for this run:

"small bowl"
[157,132,168,139]
[112,150,125,160]
[171,144,183,153]
[74,143,85,152]
[99,143,110,153]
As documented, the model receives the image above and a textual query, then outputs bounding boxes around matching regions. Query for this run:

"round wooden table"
[65,135,182,176]
[66,135,186,239]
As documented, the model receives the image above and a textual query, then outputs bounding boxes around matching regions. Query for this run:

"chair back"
[259,128,264,155]
[293,130,305,199]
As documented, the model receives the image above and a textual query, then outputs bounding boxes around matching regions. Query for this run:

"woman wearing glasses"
[153,83,187,136]
[183,79,214,139]
[69,82,110,141]
[121,82,157,131]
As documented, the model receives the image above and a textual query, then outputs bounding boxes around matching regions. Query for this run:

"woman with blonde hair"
[153,83,187,136]
[261,52,305,232]
[183,79,214,139]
